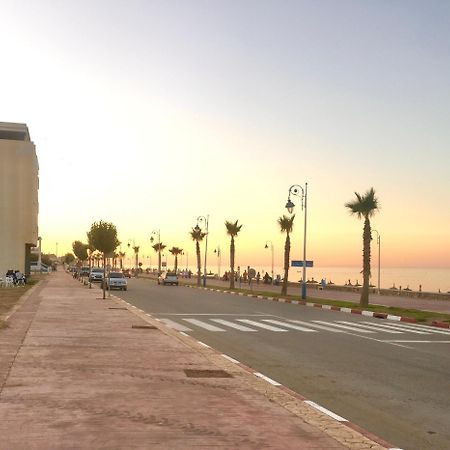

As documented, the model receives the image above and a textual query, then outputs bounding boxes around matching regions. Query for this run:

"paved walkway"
[0,271,396,449]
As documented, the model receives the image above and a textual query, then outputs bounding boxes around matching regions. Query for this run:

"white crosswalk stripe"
[336,321,403,334]
[237,319,288,332]
[159,317,449,338]
[182,318,226,331]
[360,321,431,334]
[263,319,318,332]
[288,320,345,332]
[312,321,375,333]
[210,319,258,331]
[160,318,192,332]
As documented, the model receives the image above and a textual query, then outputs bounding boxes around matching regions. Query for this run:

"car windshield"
[109,272,124,278]
[166,273,177,277]
[92,268,103,273]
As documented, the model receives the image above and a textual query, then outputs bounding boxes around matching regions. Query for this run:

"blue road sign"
[291,260,314,267]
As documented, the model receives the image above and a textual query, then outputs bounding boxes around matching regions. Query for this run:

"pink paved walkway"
[0,271,393,449]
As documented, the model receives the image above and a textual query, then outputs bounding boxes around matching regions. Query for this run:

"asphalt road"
[113,278,450,450]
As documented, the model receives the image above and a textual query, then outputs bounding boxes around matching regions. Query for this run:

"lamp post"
[372,229,381,294]
[285,183,308,299]
[150,229,161,274]
[264,240,274,284]
[214,245,221,278]
[197,215,209,286]
[127,239,139,277]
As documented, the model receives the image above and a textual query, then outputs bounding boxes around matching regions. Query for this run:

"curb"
[110,290,402,450]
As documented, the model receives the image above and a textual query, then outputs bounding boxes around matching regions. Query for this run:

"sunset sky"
[1,0,449,270]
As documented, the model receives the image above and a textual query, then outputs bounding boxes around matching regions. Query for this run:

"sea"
[249,266,450,294]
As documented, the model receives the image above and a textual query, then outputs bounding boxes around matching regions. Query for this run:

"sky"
[1,0,449,271]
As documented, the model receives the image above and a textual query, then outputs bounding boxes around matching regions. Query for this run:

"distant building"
[0,122,39,277]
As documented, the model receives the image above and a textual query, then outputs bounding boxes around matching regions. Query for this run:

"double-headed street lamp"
[264,240,274,284]
[150,229,161,274]
[372,229,381,294]
[127,239,139,277]
[285,183,308,299]
[196,215,209,286]
[214,245,221,278]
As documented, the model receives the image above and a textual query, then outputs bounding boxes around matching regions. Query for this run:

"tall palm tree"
[152,242,166,275]
[225,220,243,289]
[169,246,183,273]
[190,227,206,286]
[278,215,295,295]
[345,187,380,307]
[119,251,126,270]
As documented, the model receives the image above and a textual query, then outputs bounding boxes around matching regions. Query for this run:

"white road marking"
[383,340,450,344]
[237,319,288,332]
[387,322,450,335]
[197,341,210,348]
[263,319,318,332]
[211,319,258,331]
[312,321,375,333]
[361,321,431,335]
[183,319,226,331]
[160,319,192,332]
[303,400,348,422]
[222,354,240,364]
[254,372,281,386]
[336,321,403,334]
[289,320,345,333]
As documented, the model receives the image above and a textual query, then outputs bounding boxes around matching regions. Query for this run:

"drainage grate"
[132,324,158,329]
[184,369,232,378]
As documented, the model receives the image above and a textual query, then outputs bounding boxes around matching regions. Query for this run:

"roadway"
[111,277,450,450]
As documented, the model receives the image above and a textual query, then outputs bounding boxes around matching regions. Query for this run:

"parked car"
[80,266,90,277]
[158,272,179,286]
[122,269,132,278]
[89,267,104,282]
[105,272,128,291]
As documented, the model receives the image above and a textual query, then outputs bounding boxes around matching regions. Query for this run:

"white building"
[0,122,39,277]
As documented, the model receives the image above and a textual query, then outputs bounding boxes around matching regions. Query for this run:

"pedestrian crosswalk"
[159,316,450,336]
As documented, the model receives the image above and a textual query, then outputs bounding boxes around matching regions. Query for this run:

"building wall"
[0,123,39,277]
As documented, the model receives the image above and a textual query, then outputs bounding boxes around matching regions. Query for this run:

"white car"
[105,272,128,291]
[89,267,104,282]
[158,272,179,286]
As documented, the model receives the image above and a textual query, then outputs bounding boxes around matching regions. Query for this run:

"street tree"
[152,242,166,275]
[87,220,120,299]
[345,187,380,307]
[190,227,206,286]
[225,220,243,289]
[278,214,295,295]
[72,240,88,263]
[169,247,183,273]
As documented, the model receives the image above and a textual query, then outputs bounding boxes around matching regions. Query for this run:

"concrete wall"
[0,122,39,277]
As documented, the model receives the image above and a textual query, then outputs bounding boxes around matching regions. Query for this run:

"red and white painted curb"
[186,285,450,330]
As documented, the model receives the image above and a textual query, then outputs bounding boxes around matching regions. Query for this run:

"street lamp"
[150,229,161,274]
[372,229,381,294]
[197,215,209,286]
[127,239,139,277]
[213,245,221,278]
[264,240,274,284]
[285,183,308,299]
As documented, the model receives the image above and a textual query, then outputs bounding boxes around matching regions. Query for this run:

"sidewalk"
[0,271,394,450]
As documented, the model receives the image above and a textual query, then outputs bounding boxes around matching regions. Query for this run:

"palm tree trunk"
[360,217,371,307]
[174,255,178,273]
[196,241,201,286]
[281,234,290,295]
[230,236,235,289]
[158,251,161,275]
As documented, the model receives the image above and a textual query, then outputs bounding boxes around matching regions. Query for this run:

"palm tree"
[190,227,206,286]
[225,220,243,289]
[345,187,380,307]
[152,242,166,275]
[169,246,183,273]
[278,214,295,295]
[119,251,126,270]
